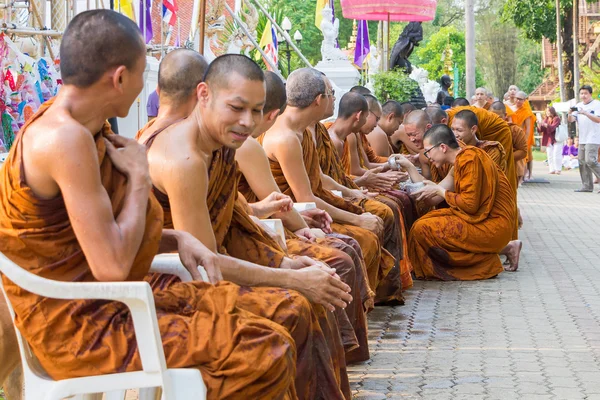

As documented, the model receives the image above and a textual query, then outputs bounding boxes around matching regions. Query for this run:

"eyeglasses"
[370,110,381,123]
[423,142,442,160]
[324,89,336,97]
[516,98,525,101]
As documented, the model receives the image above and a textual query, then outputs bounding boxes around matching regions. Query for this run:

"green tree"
[412,26,484,96]
[515,37,546,93]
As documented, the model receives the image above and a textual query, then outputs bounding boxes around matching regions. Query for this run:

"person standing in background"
[538,107,562,175]
[146,87,159,122]
[568,85,600,193]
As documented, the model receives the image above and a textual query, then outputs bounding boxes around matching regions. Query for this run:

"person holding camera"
[568,85,600,192]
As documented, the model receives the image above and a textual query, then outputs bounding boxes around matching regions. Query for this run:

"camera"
[570,107,579,112]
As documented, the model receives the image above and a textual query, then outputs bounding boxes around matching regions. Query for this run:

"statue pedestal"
[315,59,360,92]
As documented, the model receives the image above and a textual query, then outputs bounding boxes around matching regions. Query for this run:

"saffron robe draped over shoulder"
[447,106,517,194]
[139,124,350,399]
[0,102,299,400]
[408,146,516,281]
[257,130,402,304]
[509,123,528,178]
[510,101,536,155]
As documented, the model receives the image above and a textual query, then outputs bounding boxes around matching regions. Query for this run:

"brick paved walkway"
[349,163,600,400]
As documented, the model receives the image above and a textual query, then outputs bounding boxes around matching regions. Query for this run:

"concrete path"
[349,163,600,399]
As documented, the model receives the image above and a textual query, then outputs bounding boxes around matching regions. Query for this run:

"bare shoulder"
[237,137,265,159]
[347,132,358,145]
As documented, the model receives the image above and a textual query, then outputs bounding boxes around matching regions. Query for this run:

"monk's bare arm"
[236,141,307,231]
[162,155,219,253]
[42,129,150,281]
[347,133,368,176]
[271,134,361,225]
[369,133,392,157]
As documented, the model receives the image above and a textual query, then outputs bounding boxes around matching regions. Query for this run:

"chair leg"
[139,387,160,400]
[104,390,127,400]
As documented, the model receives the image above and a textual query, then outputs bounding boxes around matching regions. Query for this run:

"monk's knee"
[326,252,356,286]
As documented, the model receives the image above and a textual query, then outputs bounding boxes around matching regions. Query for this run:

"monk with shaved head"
[0,11,301,398]
[394,124,516,280]
[511,91,536,180]
[258,67,405,305]
[366,100,404,158]
[138,53,355,398]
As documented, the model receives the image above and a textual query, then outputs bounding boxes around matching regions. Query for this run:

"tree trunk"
[563,6,575,100]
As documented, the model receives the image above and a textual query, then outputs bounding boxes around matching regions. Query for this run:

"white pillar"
[573,0,580,101]
[556,0,566,101]
[465,0,476,99]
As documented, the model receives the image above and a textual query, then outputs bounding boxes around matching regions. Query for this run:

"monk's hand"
[176,232,223,283]
[294,227,317,242]
[103,134,150,185]
[251,192,293,218]
[412,180,444,202]
[360,167,395,192]
[293,265,352,312]
[300,209,333,234]
[348,188,368,200]
[357,213,384,236]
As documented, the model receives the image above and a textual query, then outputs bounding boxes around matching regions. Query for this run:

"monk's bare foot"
[503,240,522,272]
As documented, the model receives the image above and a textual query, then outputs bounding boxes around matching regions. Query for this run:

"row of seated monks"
[0,9,521,399]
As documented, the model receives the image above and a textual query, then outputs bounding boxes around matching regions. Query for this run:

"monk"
[367,100,404,158]
[510,91,536,181]
[0,298,21,400]
[473,87,491,109]
[504,85,520,111]
[450,110,523,270]
[489,101,528,185]
[426,105,449,125]
[398,125,516,280]
[390,103,418,154]
[445,106,518,198]
[137,52,353,399]
[452,98,471,107]
[235,71,372,363]
[313,84,414,296]
[0,11,299,399]
[259,68,403,305]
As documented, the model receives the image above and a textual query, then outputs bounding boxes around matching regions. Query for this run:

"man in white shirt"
[568,85,600,192]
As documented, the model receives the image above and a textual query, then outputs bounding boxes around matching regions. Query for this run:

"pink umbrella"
[340,0,437,21]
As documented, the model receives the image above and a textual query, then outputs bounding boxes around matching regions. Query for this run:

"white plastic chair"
[0,251,207,400]
[331,190,343,198]
[259,218,287,249]
[292,202,317,212]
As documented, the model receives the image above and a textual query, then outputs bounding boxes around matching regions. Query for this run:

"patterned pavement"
[348,162,600,400]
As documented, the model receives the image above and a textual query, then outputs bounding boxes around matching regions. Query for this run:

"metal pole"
[382,18,388,71]
[556,0,566,101]
[250,0,311,67]
[573,0,580,101]
[286,41,291,75]
[465,0,476,98]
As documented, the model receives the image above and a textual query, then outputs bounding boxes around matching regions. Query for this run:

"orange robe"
[314,123,414,290]
[258,130,402,305]
[409,147,516,281]
[139,125,350,399]
[509,123,527,179]
[446,106,518,240]
[476,140,507,173]
[0,103,297,400]
[510,101,536,161]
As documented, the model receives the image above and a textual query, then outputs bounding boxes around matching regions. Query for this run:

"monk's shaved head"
[425,106,448,124]
[382,100,403,118]
[452,98,470,107]
[204,54,264,90]
[339,92,368,119]
[158,49,208,102]
[423,124,460,149]
[403,109,432,129]
[60,9,145,87]
[286,68,326,109]
[516,91,528,99]
[263,71,287,113]
[350,86,372,95]
[401,102,417,114]
[490,101,507,113]
[454,109,479,128]
[364,94,382,113]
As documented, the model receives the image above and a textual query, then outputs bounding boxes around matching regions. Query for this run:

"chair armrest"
[292,202,317,212]
[0,251,168,373]
[331,190,343,198]
[258,219,286,243]
[150,254,209,282]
